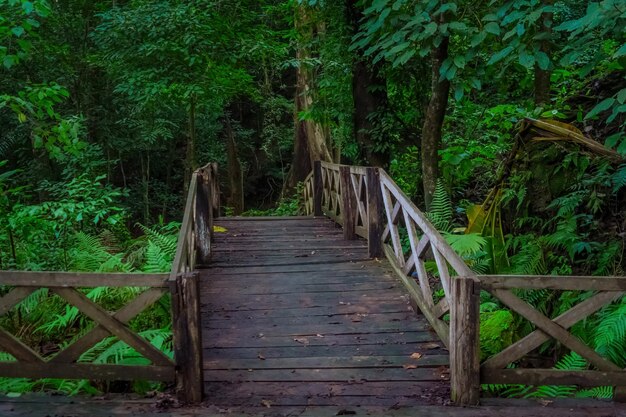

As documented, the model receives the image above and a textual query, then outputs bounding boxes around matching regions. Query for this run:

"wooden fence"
[303,160,626,405]
[0,272,173,382]
[0,163,219,404]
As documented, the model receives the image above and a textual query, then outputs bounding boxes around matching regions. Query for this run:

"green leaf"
[484,22,500,36]
[454,84,464,101]
[22,1,33,14]
[535,51,550,70]
[471,31,487,47]
[518,50,535,68]
[449,21,467,32]
[11,26,25,37]
[389,42,410,55]
[615,43,626,58]
[617,88,626,104]
[453,55,465,69]
[487,46,514,65]
[585,98,615,119]
[423,22,437,37]
[605,133,621,149]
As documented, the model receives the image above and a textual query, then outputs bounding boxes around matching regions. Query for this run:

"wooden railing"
[168,162,219,403]
[0,272,174,382]
[0,163,219,404]
[303,160,626,405]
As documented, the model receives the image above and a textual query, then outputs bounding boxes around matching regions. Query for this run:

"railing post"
[313,161,323,216]
[210,162,220,219]
[450,276,481,405]
[195,170,212,265]
[339,165,356,240]
[366,167,383,258]
[172,272,204,403]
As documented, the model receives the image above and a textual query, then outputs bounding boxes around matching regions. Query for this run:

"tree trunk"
[346,0,389,167]
[283,5,332,195]
[225,118,244,215]
[421,38,450,209]
[534,1,553,106]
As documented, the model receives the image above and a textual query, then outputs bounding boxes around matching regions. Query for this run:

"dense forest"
[0,0,625,399]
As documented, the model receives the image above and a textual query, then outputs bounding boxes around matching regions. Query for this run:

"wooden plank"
[203,331,439,349]
[204,380,447,398]
[206,311,418,329]
[172,272,203,403]
[479,275,626,291]
[203,321,431,338]
[0,330,43,363]
[203,342,446,360]
[431,244,451,300]
[205,355,448,370]
[482,368,626,387]
[0,362,173,381]
[195,169,212,265]
[366,167,384,258]
[383,244,450,348]
[313,161,323,216]
[490,288,621,372]
[171,171,198,280]
[204,367,449,382]
[404,212,434,307]
[52,288,167,363]
[482,291,623,370]
[340,166,356,240]
[204,303,413,319]
[450,277,480,406]
[203,282,399,295]
[53,288,173,367]
[381,186,404,263]
[0,272,168,288]
[0,287,36,316]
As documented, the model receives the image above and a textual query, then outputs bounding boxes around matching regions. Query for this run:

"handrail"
[302,160,626,405]
[168,162,219,403]
[170,162,219,281]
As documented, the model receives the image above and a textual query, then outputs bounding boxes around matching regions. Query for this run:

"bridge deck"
[201,216,451,410]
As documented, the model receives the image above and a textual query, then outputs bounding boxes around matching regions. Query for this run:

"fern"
[611,164,626,193]
[526,352,587,399]
[427,180,453,232]
[142,241,172,273]
[593,299,626,367]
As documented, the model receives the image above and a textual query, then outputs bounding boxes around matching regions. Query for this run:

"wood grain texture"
[202,216,448,408]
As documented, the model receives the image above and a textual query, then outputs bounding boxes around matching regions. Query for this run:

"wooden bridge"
[0,161,625,416]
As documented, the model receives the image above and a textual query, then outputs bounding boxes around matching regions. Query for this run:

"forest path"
[200,216,451,410]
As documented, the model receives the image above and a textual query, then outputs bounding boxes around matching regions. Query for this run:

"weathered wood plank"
[482,291,623,370]
[0,272,168,288]
[490,288,621,372]
[205,355,449,370]
[366,167,384,258]
[450,277,480,406]
[0,287,36,316]
[203,343,445,360]
[479,275,626,291]
[53,288,173,367]
[204,367,449,382]
[172,272,203,403]
[340,165,356,240]
[482,369,626,387]
[0,362,173,381]
[0,330,43,363]
[52,288,168,363]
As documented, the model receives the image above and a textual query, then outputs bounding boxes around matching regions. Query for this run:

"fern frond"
[427,180,453,232]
